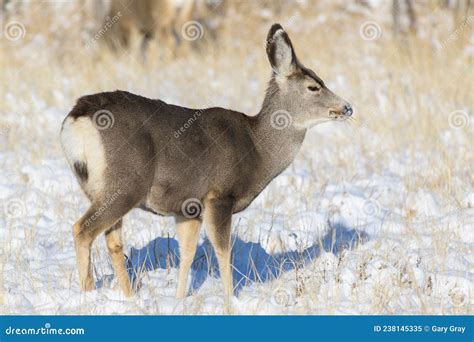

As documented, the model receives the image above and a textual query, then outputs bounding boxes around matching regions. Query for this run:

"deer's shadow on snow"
[122,223,368,295]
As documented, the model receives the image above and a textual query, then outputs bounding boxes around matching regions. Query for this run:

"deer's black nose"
[343,104,353,116]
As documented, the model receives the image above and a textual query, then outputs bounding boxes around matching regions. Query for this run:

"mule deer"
[102,0,223,56]
[60,24,352,300]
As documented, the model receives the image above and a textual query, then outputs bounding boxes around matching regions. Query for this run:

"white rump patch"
[60,116,107,198]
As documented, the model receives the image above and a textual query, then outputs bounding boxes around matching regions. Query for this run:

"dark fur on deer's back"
[68,91,161,118]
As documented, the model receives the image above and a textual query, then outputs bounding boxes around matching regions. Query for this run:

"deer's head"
[265,24,352,129]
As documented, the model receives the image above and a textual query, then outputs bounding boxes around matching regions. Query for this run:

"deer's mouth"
[329,110,347,121]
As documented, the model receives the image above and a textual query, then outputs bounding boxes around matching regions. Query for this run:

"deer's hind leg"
[73,194,137,294]
[106,219,132,297]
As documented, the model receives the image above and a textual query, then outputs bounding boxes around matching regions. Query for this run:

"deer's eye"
[307,86,320,92]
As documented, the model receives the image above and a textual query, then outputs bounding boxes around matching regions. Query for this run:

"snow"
[1,114,472,314]
[1,1,473,315]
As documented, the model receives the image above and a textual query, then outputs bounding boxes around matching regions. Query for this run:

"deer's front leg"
[203,195,234,300]
[175,216,202,299]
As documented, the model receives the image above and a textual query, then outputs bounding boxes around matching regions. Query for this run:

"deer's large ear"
[266,23,297,77]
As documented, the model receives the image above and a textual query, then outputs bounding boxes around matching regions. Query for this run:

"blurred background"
[0,1,472,314]
[1,0,472,112]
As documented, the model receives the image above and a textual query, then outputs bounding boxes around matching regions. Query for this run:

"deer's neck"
[250,87,307,182]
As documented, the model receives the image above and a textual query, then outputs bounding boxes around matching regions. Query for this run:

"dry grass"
[0,0,472,314]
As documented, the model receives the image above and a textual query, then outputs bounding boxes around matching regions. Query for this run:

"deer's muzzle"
[329,103,353,119]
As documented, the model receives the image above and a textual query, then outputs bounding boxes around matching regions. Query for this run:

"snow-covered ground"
[1,0,473,314]
[1,115,472,315]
